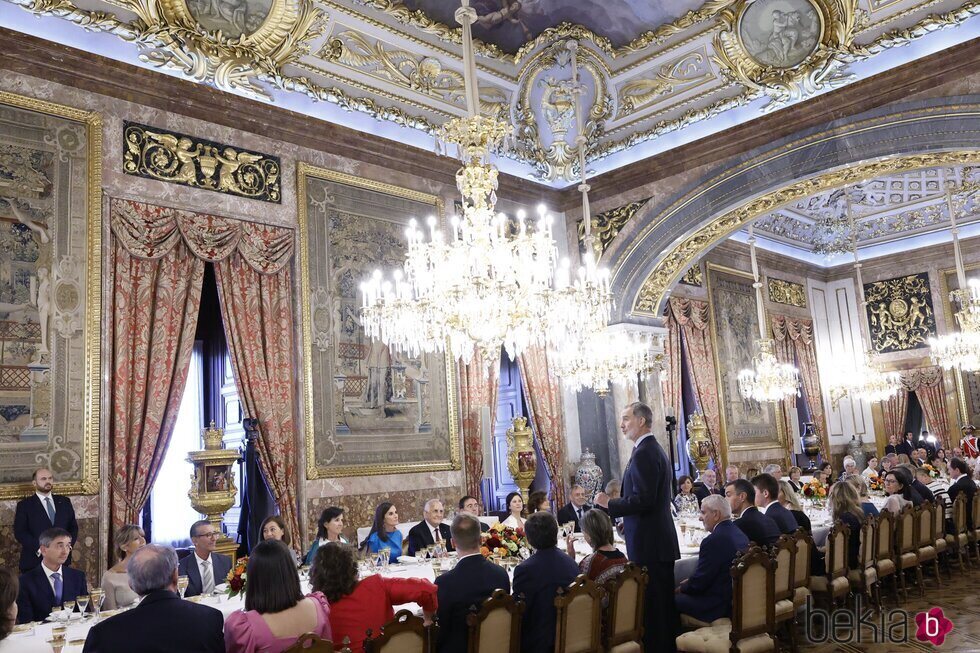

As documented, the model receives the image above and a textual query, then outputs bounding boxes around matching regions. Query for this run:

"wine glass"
[90,588,104,619]
[177,576,189,599]
[76,594,90,618]
[63,600,76,621]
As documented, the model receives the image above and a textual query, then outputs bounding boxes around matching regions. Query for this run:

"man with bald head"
[14,467,78,572]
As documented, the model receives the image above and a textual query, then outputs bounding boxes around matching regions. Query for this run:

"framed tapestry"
[0,92,101,498]
[863,272,936,354]
[298,164,460,478]
[706,264,786,455]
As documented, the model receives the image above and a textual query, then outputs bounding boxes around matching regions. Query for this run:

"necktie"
[576,507,583,521]
[201,560,214,596]
[433,527,441,542]
[45,497,56,524]
[52,572,62,605]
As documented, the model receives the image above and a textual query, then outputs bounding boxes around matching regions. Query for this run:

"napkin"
[399,555,420,564]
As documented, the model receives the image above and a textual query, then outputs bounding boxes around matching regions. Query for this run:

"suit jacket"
[14,494,78,571]
[734,507,780,547]
[606,435,680,566]
[913,480,935,503]
[693,484,722,505]
[556,502,591,533]
[512,547,579,653]
[16,564,87,623]
[884,444,898,455]
[677,520,749,622]
[764,502,799,535]
[948,475,978,530]
[435,554,510,653]
[82,589,224,653]
[406,521,454,556]
[176,552,232,598]
[897,441,914,458]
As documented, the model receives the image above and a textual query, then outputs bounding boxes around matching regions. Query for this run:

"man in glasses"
[176,520,232,597]
[16,527,87,623]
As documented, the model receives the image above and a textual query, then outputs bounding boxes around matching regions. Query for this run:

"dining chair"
[893,505,921,601]
[283,633,345,653]
[809,521,849,610]
[600,563,648,652]
[790,531,813,614]
[915,502,939,590]
[771,534,797,652]
[945,495,970,572]
[364,609,436,653]
[848,516,879,611]
[465,589,524,653]
[933,496,950,578]
[553,574,604,653]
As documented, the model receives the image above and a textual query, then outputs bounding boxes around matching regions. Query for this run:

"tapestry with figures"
[863,272,937,353]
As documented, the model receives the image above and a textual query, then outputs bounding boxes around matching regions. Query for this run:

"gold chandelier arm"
[947,190,968,290]
[568,40,591,238]
[746,225,768,341]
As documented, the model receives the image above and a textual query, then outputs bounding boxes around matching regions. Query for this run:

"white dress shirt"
[36,491,55,522]
[633,433,654,449]
[41,562,63,595]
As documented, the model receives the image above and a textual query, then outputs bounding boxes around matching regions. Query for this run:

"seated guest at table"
[101,524,145,610]
[566,509,627,583]
[500,492,527,530]
[952,447,964,460]
[528,491,551,514]
[827,482,863,569]
[844,475,879,517]
[674,495,749,624]
[1,568,48,653]
[724,479,780,547]
[513,512,579,653]
[787,467,803,493]
[82,544,224,653]
[261,516,300,566]
[778,480,811,532]
[557,485,591,533]
[459,496,490,532]
[435,513,509,653]
[763,464,783,480]
[936,448,948,465]
[673,476,700,515]
[693,469,722,504]
[725,464,740,483]
[817,462,834,487]
[881,453,898,474]
[839,457,857,481]
[407,499,453,556]
[305,506,347,565]
[312,543,436,653]
[882,470,915,514]
[948,458,976,530]
[16,527,87,624]
[605,479,622,500]
[899,463,933,503]
[916,467,947,511]
[177,520,233,598]
[225,540,331,653]
[862,458,880,480]
[362,503,403,564]
[751,473,798,535]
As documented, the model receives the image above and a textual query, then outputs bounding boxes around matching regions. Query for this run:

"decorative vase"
[506,417,536,504]
[686,413,712,475]
[574,448,603,500]
[187,421,241,562]
[801,422,820,473]
[847,434,867,471]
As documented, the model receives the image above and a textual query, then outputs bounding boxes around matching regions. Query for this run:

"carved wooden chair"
[809,521,850,609]
[874,510,900,605]
[283,633,347,653]
[600,563,648,653]
[893,505,922,601]
[848,516,879,611]
[916,501,940,589]
[465,589,524,653]
[364,610,436,653]
[791,530,813,613]
[771,534,798,652]
[553,575,604,653]
[945,494,971,572]
[933,496,950,578]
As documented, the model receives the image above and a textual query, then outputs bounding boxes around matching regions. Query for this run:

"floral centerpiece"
[480,523,531,560]
[802,479,827,507]
[922,463,939,480]
[226,556,248,599]
[867,475,885,494]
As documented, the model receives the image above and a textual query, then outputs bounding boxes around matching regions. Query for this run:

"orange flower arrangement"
[226,556,248,599]
[802,479,827,499]
[867,475,884,493]
[922,464,939,480]
[480,523,531,560]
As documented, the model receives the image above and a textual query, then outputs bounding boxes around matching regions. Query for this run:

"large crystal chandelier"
[556,327,661,395]
[737,225,801,403]
[811,189,857,258]
[929,191,980,372]
[827,191,901,404]
[359,2,611,364]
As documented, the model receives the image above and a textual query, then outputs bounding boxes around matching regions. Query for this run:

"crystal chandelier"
[827,191,901,404]
[555,327,661,395]
[359,2,611,364]
[929,191,980,372]
[811,189,854,258]
[737,225,801,403]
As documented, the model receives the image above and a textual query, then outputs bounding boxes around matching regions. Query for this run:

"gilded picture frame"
[297,163,460,478]
[0,91,102,499]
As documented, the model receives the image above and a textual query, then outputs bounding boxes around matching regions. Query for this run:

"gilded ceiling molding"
[681,264,704,287]
[617,48,714,117]
[844,0,980,60]
[577,197,651,258]
[632,151,980,316]
[767,278,807,308]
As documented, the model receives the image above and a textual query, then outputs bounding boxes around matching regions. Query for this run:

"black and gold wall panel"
[863,272,936,353]
[123,121,281,203]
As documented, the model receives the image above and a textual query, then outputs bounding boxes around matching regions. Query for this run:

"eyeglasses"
[194,532,220,539]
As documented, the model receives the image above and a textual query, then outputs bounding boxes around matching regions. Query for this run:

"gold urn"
[187,421,240,560]
[506,416,537,504]
[686,413,713,474]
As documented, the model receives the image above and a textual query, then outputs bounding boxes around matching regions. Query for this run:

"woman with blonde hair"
[100,524,146,609]
[777,480,810,533]
[828,481,864,569]
[845,475,879,517]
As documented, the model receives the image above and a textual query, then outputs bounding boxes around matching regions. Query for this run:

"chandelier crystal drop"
[554,329,660,395]
[359,2,612,365]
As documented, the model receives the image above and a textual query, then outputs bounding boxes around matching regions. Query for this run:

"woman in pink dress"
[224,540,332,653]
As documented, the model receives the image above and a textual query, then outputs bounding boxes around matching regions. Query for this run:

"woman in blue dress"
[361,502,402,563]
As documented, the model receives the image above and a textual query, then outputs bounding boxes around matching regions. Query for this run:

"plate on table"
[399,555,420,564]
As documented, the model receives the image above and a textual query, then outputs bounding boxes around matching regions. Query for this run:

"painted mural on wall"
[0,93,100,497]
[863,272,936,353]
[300,166,459,478]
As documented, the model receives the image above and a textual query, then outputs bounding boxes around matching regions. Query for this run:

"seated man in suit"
[512,512,579,653]
[900,463,935,503]
[435,513,510,653]
[17,527,87,623]
[176,520,232,598]
[675,495,750,623]
[751,473,799,535]
[14,467,79,572]
[725,479,780,547]
[693,469,722,505]
[556,484,591,533]
[83,544,224,653]
[948,457,977,532]
[459,495,490,532]
[407,499,454,556]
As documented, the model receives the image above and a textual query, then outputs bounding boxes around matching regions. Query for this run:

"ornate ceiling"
[3,0,980,185]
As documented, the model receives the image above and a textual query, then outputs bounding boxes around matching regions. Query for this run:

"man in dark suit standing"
[595,401,680,652]
[947,458,977,531]
[884,434,900,455]
[556,485,591,532]
[897,433,915,458]
[675,495,750,623]
[17,527,87,623]
[725,479,780,546]
[14,467,78,572]
[459,495,490,532]
[693,469,722,505]
[176,520,232,598]
[435,513,509,653]
[751,473,799,535]
[407,499,454,556]
[83,544,224,653]
[512,512,579,653]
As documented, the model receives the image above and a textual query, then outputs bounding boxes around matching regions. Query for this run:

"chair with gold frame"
[283,634,348,653]
[893,505,921,601]
[848,516,879,611]
[809,522,850,609]
[771,534,797,651]
[465,589,524,653]
[915,501,940,590]
[553,575,604,653]
[600,563,648,652]
[364,610,436,653]
[791,530,813,613]
[945,494,971,572]
[874,510,900,605]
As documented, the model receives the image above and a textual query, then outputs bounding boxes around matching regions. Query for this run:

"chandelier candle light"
[360,3,611,365]
[737,225,801,403]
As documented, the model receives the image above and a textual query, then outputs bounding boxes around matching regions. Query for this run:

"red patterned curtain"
[882,390,909,445]
[668,298,722,468]
[770,315,830,460]
[769,328,798,451]
[518,346,568,506]
[459,352,500,502]
[901,367,951,448]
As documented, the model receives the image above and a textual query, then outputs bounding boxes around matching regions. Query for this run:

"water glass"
[90,588,104,619]
[76,594,90,618]
[63,600,76,619]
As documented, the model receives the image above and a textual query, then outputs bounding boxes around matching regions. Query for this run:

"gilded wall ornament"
[577,197,649,258]
[864,272,937,353]
[681,264,704,287]
[618,49,713,117]
[767,277,807,308]
[123,122,282,202]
